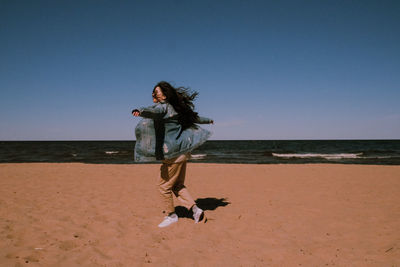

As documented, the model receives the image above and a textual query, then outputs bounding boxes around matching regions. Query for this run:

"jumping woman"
[132,81,213,228]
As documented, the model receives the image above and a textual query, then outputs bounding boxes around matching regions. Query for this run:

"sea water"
[1,140,399,165]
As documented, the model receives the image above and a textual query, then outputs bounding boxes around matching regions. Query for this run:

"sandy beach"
[0,163,399,266]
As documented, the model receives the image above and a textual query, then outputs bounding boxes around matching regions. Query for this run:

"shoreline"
[1,163,399,266]
[1,162,400,165]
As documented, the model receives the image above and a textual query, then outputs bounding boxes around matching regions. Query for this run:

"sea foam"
[191,154,207,160]
[272,153,362,160]
[105,151,119,155]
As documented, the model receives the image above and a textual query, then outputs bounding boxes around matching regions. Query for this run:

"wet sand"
[0,163,399,266]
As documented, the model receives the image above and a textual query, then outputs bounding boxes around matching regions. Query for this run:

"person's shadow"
[175,197,230,221]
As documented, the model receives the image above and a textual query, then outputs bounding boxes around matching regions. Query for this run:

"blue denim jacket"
[134,102,213,162]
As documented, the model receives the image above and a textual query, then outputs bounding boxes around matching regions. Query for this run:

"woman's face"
[152,87,166,103]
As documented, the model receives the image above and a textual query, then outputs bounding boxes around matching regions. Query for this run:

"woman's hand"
[132,109,140,117]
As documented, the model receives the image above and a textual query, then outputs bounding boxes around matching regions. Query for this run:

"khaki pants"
[158,154,195,214]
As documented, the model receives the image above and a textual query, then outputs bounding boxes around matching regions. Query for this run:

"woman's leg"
[171,158,196,210]
[172,159,204,223]
[158,154,195,214]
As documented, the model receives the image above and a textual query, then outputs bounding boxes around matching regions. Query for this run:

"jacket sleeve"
[196,116,213,124]
[139,104,167,119]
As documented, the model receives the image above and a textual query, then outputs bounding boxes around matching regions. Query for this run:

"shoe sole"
[195,211,206,223]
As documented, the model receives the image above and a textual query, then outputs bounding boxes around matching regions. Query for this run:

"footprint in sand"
[23,254,40,263]
[59,240,78,251]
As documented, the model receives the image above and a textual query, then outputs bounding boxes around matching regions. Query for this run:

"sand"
[0,163,399,266]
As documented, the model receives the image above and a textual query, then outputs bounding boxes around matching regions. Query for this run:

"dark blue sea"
[0,140,399,165]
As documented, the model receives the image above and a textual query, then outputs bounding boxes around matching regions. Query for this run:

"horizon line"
[1,139,399,142]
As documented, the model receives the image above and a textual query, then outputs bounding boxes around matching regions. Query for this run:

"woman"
[132,81,213,228]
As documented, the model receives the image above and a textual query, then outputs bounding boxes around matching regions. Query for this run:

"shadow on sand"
[175,197,230,219]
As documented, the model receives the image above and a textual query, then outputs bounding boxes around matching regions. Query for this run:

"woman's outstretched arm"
[132,104,167,119]
[196,116,214,124]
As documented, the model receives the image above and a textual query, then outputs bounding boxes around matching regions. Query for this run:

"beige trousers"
[158,154,196,214]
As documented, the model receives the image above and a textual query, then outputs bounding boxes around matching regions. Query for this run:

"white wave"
[362,155,393,159]
[190,154,207,160]
[272,153,362,160]
[105,151,119,155]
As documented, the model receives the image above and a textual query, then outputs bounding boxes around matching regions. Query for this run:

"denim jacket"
[134,102,213,162]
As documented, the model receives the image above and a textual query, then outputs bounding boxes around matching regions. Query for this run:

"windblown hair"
[154,81,199,130]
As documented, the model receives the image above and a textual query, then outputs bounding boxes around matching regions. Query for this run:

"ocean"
[0,140,399,165]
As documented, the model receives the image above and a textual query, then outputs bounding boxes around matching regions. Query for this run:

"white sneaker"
[158,213,178,228]
[193,206,204,223]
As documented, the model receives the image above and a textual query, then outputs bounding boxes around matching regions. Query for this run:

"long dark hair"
[154,81,199,130]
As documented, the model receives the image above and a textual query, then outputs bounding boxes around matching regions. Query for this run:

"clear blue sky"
[1,0,399,140]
